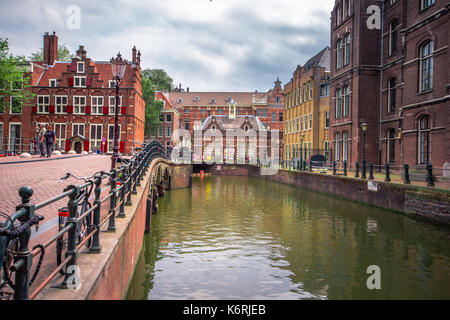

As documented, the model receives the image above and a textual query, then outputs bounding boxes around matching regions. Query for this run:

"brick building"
[0,32,145,155]
[329,0,449,168]
[154,79,285,152]
[284,47,331,162]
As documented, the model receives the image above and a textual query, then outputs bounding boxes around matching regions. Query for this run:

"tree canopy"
[141,69,173,92]
[29,44,74,62]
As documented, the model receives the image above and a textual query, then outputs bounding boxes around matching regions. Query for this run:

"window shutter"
[70,61,77,72]
[65,139,71,152]
[103,106,109,115]
[67,105,73,114]
[85,106,91,115]
[49,105,55,114]
[121,106,126,115]
[86,78,92,87]
[32,106,37,113]
[84,139,90,152]
[68,77,74,87]
[119,141,125,153]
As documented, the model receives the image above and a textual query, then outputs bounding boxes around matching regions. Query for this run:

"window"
[387,128,396,163]
[421,0,435,10]
[37,95,50,113]
[335,132,341,162]
[320,84,330,97]
[91,96,104,115]
[109,80,117,88]
[194,96,199,101]
[0,97,5,113]
[279,113,283,122]
[49,79,57,87]
[166,114,172,123]
[158,126,163,138]
[420,41,433,92]
[166,127,172,137]
[54,124,66,150]
[262,109,267,117]
[276,96,281,104]
[184,118,190,130]
[296,118,299,132]
[343,131,349,162]
[335,88,342,119]
[388,78,397,113]
[325,112,330,128]
[324,141,330,160]
[91,124,103,152]
[11,79,23,90]
[184,109,190,114]
[77,62,85,73]
[210,99,215,104]
[336,39,343,70]
[344,34,351,66]
[418,115,431,164]
[300,116,304,131]
[55,95,68,114]
[108,124,121,153]
[304,116,308,131]
[272,112,276,123]
[336,6,341,25]
[10,97,22,114]
[8,123,21,152]
[177,99,183,103]
[389,19,398,55]
[309,114,312,130]
[0,123,3,151]
[109,96,122,114]
[74,76,86,88]
[74,96,86,114]
[300,87,303,103]
[211,125,217,133]
[309,82,313,100]
[343,85,350,117]
[73,124,85,137]
[257,109,261,117]
[166,141,171,148]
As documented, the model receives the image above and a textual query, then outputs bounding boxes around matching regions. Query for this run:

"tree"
[141,69,173,92]
[0,38,34,113]
[141,69,174,138]
[29,44,74,62]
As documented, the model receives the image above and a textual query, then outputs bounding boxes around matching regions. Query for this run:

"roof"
[198,115,267,131]
[303,46,331,71]
[165,91,269,108]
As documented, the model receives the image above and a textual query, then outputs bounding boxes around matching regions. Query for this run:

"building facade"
[329,0,449,168]
[284,47,331,162]
[0,32,145,155]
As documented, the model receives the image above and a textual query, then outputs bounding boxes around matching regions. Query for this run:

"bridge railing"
[0,139,169,300]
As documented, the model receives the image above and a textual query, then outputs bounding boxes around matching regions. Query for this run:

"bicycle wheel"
[56,216,68,275]
[78,202,93,250]
[1,239,19,294]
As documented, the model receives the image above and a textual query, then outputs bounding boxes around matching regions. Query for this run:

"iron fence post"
[89,176,102,253]
[126,161,133,206]
[118,169,126,218]
[61,185,80,288]
[13,187,35,300]
[332,162,337,175]
[385,163,391,182]
[427,164,435,187]
[369,163,374,180]
[107,170,117,232]
[403,164,411,184]
[133,157,140,192]
[355,162,360,178]
[343,161,347,176]
[137,155,142,187]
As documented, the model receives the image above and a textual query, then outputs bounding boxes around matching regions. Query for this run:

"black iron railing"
[0,140,169,300]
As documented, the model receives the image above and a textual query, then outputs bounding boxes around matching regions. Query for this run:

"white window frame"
[55,95,68,114]
[109,96,122,115]
[107,124,121,153]
[8,122,21,151]
[10,97,22,114]
[72,123,85,137]
[73,96,86,114]
[74,76,86,88]
[108,80,117,88]
[77,62,85,73]
[91,96,104,115]
[37,95,50,114]
[49,79,58,87]
[54,123,67,150]
[90,124,103,152]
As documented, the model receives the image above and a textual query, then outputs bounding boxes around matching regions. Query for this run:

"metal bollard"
[385,163,391,182]
[355,162,360,178]
[89,177,102,253]
[332,161,337,175]
[107,170,117,232]
[427,163,435,187]
[343,161,347,176]
[369,163,374,180]
[403,164,411,184]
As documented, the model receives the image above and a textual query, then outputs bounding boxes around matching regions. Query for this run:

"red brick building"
[0,32,145,155]
[329,0,449,169]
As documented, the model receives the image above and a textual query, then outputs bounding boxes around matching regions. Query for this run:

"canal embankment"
[200,164,450,225]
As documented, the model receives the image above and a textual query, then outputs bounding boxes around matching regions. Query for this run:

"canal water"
[126,176,450,300]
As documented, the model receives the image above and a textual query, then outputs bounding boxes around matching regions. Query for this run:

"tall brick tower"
[43,31,58,65]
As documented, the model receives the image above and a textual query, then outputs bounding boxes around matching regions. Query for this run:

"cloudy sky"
[0,0,335,91]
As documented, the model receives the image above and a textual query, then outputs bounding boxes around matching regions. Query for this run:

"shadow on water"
[126,176,450,300]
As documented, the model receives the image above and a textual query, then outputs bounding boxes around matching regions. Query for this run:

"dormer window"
[226,97,231,102]
[49,79,58,87]
[109,80,117,88]
[211,125,217,133]
[244,125,249,133]
[194,96,199,101]
[77,62,85,73]
[178,98,183,103]
[210,98,215,104]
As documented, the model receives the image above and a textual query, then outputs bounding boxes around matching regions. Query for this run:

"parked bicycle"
[0,212,44,300]
[56,171,109,274]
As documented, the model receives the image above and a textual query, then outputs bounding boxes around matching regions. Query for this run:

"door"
[9,123,21,153]
[74,141,82,154]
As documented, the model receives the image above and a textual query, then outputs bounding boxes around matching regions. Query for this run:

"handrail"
[0,139,171,300]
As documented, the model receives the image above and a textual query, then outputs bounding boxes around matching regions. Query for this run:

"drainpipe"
[379,0,385,168]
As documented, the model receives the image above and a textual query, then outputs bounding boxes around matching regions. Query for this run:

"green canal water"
[126,176,450,300]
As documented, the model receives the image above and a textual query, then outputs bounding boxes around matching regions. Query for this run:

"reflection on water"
[126,176,450,300]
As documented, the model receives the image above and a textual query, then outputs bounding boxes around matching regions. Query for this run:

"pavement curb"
[0,154,92,165]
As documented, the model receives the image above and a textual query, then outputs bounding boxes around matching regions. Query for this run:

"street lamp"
[110,52,128,171]
[361,122,368,179]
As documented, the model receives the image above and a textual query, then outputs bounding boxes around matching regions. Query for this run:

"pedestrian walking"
[37,124,47,157]
[44,125,56,157]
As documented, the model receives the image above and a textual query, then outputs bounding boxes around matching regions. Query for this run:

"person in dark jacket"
[44,125,56,157]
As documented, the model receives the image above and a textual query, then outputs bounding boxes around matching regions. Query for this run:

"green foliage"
[0,38,34,108]
[29,44,74,62]
[141,69,174,137]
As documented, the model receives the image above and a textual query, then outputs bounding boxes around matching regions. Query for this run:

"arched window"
[420,41,434,92]
[343,131,349,162]
[418,115,431,164]
[389,19,398,55]
[387,128,396,163]
[336,39,343,69]
[388,77,397,113]
[344,34,351,66]
[335,88,342,119]
[343,85,350,117]
[335,132,341,162]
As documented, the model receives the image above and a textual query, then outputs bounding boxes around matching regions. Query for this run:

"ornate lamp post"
[361,122,368,179]
[110,53,127,171]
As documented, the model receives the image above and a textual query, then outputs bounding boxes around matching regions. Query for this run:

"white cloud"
[0,0,335,91]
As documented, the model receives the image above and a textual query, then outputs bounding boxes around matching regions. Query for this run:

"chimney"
[179,83,182,90]
[76,45,87,60]
[137,50,141,66]
[132,46,137,64]
[43,31,58,65]
[187,87,189,92]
